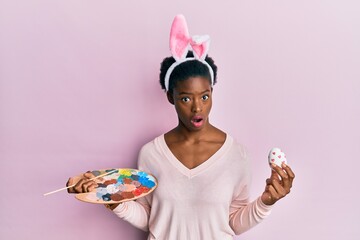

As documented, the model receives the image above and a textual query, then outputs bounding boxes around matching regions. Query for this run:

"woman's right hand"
[66,171,98,193]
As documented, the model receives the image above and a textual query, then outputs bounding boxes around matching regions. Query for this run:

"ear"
[170,14,190,61]
[190,35,210,60]
[166,91,175,105]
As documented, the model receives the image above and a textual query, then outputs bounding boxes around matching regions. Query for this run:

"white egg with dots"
[268,147,287,168]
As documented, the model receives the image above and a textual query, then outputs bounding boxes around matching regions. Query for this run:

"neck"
[175,119,213,141]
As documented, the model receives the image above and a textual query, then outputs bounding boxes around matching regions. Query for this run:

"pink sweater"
[113,134,272,239]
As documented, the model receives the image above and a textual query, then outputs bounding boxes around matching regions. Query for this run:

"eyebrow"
[178,90,210,95]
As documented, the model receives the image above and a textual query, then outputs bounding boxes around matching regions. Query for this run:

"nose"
[192,99,202,113]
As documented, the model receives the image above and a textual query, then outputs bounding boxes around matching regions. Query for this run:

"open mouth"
[192,116,203,122]
[191,116,204,127]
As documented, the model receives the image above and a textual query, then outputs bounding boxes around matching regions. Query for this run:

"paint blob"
[121,191,135,199]
[110,194,124,201]
[123,178,132,184]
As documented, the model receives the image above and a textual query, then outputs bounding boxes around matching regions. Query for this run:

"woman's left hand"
[261,163,295,205]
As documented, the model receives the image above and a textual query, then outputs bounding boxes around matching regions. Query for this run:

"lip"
[191,115,204,128]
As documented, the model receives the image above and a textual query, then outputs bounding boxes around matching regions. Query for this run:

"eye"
[202,95,209,101]
[181,97,191,102]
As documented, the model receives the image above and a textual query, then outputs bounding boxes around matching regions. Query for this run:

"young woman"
[67,15,295,240]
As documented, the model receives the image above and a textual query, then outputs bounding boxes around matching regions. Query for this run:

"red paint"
[104,179,117,185]
[121,191,135,199]
[139,186,150,193]
[123,178,132,184]
[110,194,124,201]
[133,188,142,196]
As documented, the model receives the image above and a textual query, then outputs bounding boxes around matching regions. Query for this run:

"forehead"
[173,76,212,93]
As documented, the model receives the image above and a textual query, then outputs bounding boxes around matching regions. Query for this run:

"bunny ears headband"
[164,15,214,91]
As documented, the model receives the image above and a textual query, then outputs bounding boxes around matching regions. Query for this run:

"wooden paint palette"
[75,168,157,204]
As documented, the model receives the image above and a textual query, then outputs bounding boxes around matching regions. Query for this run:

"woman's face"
[169,76,213,131]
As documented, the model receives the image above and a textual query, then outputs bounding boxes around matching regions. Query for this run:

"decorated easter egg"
[268,148,287,168]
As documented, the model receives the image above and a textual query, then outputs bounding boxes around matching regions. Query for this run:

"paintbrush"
[43,169,118,196]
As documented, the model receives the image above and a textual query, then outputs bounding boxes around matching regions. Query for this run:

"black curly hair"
[159,52,218,93]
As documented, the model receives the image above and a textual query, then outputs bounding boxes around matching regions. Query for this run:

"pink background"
[1,1,359,239]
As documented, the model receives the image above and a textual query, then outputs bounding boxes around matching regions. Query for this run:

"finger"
[266,177,281,186]
[282,163,295,183]
[268,172,283,188]
[83,171,96,179]
[74,179,87,193]
[271,163,290,184]
[264,182,271,192]
[278,163,294,191]
[82,180,98,192]
[67,178,75,193]
[271,163,286,176]
[66,178,74,187]
[265,178,271,185]
[267,185,280,203]
[87,182,98,192]
[270,166,283,182]
[271,178,287,198]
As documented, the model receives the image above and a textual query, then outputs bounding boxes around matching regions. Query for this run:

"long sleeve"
[112,196,150,231]
[229,196,273,235]
[111,146,153,231]
[228,144,273,235]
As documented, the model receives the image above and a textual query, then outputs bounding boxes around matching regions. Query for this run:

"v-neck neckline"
[157,134,233,179]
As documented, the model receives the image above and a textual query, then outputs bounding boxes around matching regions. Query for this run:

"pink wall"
[1,1,359,239]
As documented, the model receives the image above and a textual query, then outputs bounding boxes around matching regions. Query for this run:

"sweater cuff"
[255,196,273,217]
[112,202,128,216]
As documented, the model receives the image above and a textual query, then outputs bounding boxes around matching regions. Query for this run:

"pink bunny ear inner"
[190,35,210,60]
[169,15,190,61]
[191,43,207,60]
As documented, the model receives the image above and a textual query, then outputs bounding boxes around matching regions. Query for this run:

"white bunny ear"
[169,15,190,61]
[190,35,210,60]
[164,15,214,92]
